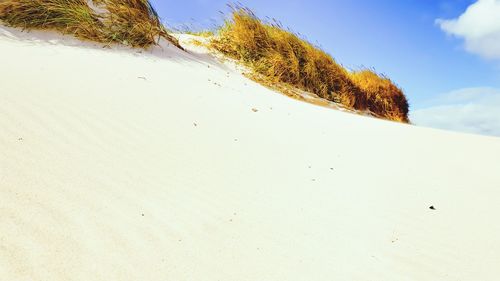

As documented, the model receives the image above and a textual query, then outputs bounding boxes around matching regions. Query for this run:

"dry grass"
[211,8,409,122]
[181,30,215,37]
[0,0,103,40]
[0,0,180,49]
[349,70,409,122]
[93,0,179,48]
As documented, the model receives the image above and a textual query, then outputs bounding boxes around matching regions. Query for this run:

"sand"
[1,26,500,281]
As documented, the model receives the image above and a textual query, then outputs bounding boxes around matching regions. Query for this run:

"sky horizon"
[151,0,500,137]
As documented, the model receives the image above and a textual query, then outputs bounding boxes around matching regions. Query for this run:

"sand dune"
[1,26,500,280]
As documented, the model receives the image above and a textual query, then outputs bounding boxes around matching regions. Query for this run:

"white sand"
[1,26,500,281]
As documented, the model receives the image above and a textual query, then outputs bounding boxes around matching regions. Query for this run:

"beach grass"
[349,70,409,122]
[211,7,409,122]
[0,0,180,49]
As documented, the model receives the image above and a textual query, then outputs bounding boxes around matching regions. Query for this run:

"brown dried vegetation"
[211,8,409,122]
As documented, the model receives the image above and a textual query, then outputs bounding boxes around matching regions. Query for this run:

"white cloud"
[437,0,500,60]
[411,87,500,137]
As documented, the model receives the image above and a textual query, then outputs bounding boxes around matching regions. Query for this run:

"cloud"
[437,0,500,60]
[410,87,500,137]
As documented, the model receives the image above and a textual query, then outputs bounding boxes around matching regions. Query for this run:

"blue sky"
[151,0,500,136]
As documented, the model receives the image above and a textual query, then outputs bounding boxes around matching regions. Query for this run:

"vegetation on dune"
[182,30,214,38]
[0,0,181,49]
[0,0,103,40]
[0,1,409,121]
[93,0,179,48]
[211,8,409,122]
[349,70,409,122]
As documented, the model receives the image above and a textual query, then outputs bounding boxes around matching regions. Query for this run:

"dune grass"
[0,0,103,40]
[93,0,179,48]
[0,0,180,49]
[211,8,409,122]
[349,70,409,122]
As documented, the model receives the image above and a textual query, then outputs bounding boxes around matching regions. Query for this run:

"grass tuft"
[93,0,179,48]
[349,70,409,122]
[211,8,409,122]
[0,0,103,40]
[0,0,181,49]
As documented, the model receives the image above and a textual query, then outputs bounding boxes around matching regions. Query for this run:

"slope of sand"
[1,26,500,281]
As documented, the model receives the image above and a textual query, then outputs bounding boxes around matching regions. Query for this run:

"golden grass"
[211,8,409,122]
[182,30,215,37]
[349,70,409,122]
[0,0,181,49]
[93,0,179,48]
